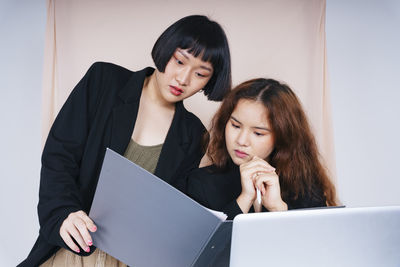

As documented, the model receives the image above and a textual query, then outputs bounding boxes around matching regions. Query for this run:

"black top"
[19,62,206,267]
[186,162,327,220]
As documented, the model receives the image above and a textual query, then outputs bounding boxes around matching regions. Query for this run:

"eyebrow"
[177,50,213,72]
[230,116,271,131]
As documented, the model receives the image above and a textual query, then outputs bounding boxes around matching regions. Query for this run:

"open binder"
[89,148,232,267]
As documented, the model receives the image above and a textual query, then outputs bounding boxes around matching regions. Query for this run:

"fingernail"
[85,247,90,253]
[75,248,80,253]
[92,226,97,231]
[88,240,93,246]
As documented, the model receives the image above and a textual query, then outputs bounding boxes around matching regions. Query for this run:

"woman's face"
[154,48,213,104]
[225,99,274,165]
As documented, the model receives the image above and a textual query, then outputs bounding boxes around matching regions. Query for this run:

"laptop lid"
[230,206,400,267]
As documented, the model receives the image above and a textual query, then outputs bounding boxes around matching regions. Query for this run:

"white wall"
[0,0,46,265]
[327,0,400,207]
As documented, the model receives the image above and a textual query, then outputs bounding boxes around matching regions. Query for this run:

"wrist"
[241,192,255,202]
[236,193,254,213]
[268,200,288,212]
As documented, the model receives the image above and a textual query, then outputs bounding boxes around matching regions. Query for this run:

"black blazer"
[19,62,206,267]
[186,162,327,220]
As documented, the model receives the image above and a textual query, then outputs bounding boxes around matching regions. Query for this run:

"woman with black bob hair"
[152,15,231,101]
[19,15,231,267]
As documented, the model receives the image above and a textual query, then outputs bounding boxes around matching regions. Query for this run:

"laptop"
[230,206,400,267]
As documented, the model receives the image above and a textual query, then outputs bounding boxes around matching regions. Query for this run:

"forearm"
[236,194,254,214]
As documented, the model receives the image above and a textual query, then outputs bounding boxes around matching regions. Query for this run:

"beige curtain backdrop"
[42,0,336,183]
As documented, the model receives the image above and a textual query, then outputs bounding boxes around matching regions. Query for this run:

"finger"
[248,167,276,181]
[67,224,90,252]
[253,161,275,172]
[254,174,276,189]
[248,156,276,171]
[79,213,97,233]
[239,156,259,170]
[60,229,81,253]
[242,161,275,173]
[242,164,273,177]
[75,218,93,247]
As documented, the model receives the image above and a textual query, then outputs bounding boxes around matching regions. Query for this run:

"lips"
[169,85,184,96]
[234,149,248,158]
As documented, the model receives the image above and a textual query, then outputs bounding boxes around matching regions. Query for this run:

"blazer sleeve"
[38,63,105,251]
[185,115,206,163]
[172,118,206,192]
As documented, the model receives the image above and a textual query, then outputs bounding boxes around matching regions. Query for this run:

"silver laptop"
[230,206,400,267]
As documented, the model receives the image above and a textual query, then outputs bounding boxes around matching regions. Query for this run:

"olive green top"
[123,139,163,174]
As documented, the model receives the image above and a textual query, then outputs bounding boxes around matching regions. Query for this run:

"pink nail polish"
[88,240,93,246]
[85,247,90,253]
[76,248,80,253]
[92,226,97,231]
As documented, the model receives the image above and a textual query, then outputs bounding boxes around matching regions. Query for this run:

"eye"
[196,72,207,78]
[173,56,184,65]
[254,132,265,137]
[231,122,240,129]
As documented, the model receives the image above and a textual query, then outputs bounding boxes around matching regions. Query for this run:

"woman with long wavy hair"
[186,78,337,219]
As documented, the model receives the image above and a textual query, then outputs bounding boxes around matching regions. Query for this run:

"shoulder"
[81,62,154,103]
[189,165,216,179]
[85,62,133,82]
[189,165,237,184]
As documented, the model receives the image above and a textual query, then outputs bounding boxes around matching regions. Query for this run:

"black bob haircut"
[151,15,231,101]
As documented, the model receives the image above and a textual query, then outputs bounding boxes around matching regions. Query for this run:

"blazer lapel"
[109,67,190,184]
[154,101,188,184]
[109,67,154,155]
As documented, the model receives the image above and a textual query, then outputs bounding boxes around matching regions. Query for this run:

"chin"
[163,93,180,104]
[231,157,246,166]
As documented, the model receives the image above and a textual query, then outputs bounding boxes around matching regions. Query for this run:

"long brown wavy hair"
[206,78,337,206]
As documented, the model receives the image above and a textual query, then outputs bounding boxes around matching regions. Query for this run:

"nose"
[236,129,249,147]
[176,67,190,86]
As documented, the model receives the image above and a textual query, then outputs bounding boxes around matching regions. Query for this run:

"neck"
[142,71,175,109]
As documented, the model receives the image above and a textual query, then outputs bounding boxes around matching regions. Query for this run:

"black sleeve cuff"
[223,200,243,220]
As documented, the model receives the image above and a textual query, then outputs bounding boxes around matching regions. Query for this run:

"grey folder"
[89,148,232,267]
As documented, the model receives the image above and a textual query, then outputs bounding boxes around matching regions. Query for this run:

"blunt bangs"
[151,15,231,101]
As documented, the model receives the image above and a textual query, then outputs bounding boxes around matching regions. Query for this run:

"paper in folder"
[89,148,232,267]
